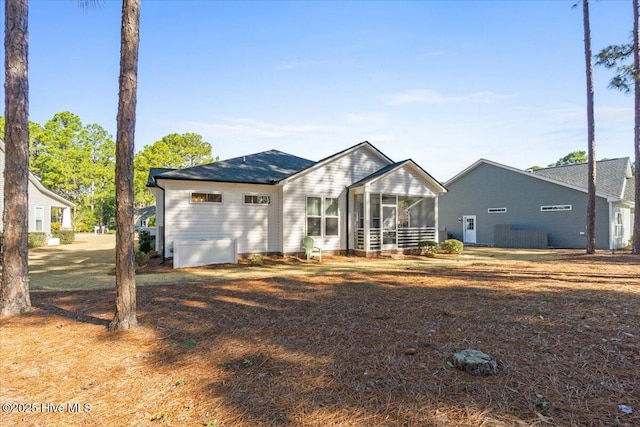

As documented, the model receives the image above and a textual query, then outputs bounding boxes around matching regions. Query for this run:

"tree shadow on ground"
[21,255,640,426]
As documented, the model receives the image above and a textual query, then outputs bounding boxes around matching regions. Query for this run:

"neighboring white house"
[0,140,75,235]
[148,141,447,262]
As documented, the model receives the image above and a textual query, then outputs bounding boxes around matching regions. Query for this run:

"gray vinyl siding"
[282,147,389,254]
[160,180,281,258]
[439,162,612,249]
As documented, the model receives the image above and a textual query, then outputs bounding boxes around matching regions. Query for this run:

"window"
[306,196,339,237]
[615,212,623,237]
[191,192,222,203]
[306,197,322,236]
[325,198,339,236]
[35,206,44,232]
[244,195,271,205]
[540,204,572,212]
[488,207,507,214]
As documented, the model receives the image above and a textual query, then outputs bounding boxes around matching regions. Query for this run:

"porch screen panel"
[370,194,380,228]
[307,197,321,236]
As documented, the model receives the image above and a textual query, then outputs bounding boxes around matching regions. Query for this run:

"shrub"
[51,222,62,232]
[439,239,464,255]
[138,230,154,254]
[250,254,264,265]
[52,229,76,245]
[28,232,48,248]
[135,250,148,267]
[418,240,439,257]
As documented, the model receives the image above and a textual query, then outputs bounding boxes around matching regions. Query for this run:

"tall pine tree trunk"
[633,0,640,254]
[1,0,30,317]
[110,0,139,330]
[583,0,597,254]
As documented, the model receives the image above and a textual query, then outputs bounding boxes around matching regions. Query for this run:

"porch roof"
[348,159,447,194]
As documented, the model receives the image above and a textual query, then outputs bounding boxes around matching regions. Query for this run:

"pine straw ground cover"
[1,252,639,427]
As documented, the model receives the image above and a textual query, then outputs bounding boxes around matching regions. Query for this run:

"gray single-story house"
[147,141,447,265]
[0,139,75,236]
[439,157,635,250]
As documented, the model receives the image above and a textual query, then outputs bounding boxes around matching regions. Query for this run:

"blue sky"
[0,0,634,181]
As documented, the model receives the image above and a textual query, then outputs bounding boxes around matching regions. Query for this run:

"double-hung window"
[306,197,339,237]
[615,212,623,238]
[35,207,44,232]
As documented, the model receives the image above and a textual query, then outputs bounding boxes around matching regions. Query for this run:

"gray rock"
[449,349,499,376]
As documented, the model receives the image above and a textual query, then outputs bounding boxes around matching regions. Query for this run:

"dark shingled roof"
[146,168,176,187]
[532,158,633,201]
[150,150,316,185]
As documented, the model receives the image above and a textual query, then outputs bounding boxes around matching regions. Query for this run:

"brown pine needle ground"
[1,242,639,426]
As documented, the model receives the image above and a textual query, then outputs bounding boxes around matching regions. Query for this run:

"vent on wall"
[488,207,507,214]
[540,204,572,212]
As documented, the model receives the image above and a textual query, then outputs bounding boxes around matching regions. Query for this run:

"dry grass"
[1,247,639,426]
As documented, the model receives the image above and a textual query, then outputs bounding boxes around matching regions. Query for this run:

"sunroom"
[348,160,447,256]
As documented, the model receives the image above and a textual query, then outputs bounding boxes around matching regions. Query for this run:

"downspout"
[154,177,167,264]
[346,186,350,255]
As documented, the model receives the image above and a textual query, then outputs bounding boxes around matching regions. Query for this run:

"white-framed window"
[325,197,339,236]
[244,194,271,205]
[191,192,222,203]
[306,196,339,237]
[615,212,623,237]
[540,204,572,212]
[35,206,44,232]
[488,207,507,214]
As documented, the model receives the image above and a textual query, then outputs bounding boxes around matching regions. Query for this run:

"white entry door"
[463,215,476,244]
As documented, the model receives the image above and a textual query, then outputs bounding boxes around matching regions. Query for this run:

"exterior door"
[463,215,476,244]
[382,205,397,249]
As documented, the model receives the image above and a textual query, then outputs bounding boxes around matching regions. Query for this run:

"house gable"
[0,139,75,234]
[281,141,393,186]
[440,160,613,249]
[350,160,446,197]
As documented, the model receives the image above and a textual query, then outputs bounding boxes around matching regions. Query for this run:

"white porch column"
[61,207,72,230]
[364,189,370,252]
[434,196,439,243]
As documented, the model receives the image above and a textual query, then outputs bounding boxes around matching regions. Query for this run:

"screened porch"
[353,193,437,254]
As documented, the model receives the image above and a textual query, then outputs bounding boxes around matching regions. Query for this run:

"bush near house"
[52,230,76,245]
[28,232,48,248]
[440,239,464,254]
[418,240,439,257]
[138,230,154,254]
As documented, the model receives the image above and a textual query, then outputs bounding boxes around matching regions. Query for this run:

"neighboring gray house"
[0,140,75,236]
[439,158,635,250]
[148,141,447,265]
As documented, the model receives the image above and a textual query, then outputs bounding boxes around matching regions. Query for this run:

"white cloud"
[382,89,517,106]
